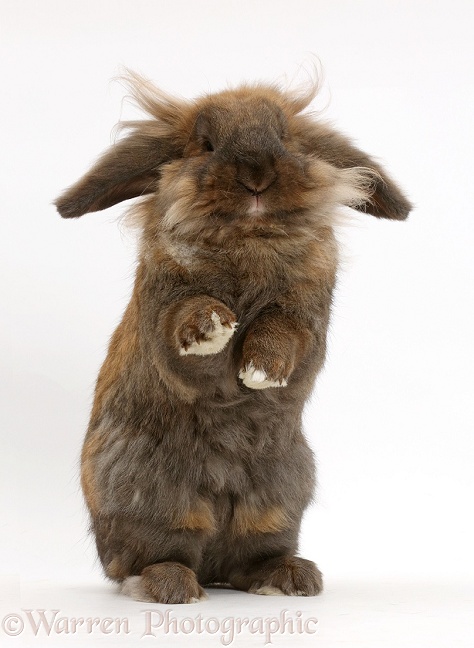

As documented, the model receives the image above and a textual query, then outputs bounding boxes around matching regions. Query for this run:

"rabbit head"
[56,71,411,246]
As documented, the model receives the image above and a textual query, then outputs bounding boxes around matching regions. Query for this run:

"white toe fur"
[239,362,288,389]
[250,585,285,596]
[120,576,155,602]
[180,312,237,356]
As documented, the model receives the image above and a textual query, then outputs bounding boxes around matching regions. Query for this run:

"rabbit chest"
[83,232,332,519]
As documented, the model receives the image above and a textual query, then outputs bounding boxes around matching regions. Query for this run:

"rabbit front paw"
[178,304,237,356]
[239,360,289,390]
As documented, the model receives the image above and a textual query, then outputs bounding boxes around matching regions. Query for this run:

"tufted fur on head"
[56,71,411,604]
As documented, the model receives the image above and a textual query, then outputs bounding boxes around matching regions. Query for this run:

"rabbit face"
[154,90,347,243]
[183,94,310,217]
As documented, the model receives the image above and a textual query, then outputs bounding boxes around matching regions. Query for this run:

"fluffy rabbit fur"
[56,71,411,604]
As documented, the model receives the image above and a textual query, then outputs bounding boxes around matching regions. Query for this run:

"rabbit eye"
[203,140,214,152]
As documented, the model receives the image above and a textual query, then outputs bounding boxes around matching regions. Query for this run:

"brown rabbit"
[56,71,411,603]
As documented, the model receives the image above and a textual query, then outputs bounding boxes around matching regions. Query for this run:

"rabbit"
[56,70,411,604]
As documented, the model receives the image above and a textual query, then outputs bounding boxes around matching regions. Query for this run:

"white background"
[1,0,473,646]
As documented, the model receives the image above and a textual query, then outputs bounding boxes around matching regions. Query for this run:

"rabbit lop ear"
[301,122,412,220]
[55,132,175,218]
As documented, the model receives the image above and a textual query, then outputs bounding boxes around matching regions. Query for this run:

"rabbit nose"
[236,160,278,195]
[238,177,276,196]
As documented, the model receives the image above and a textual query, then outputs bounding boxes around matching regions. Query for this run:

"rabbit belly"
[82,395,315,583]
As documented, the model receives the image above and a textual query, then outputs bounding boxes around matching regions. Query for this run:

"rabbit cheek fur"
[56,74,412,604]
